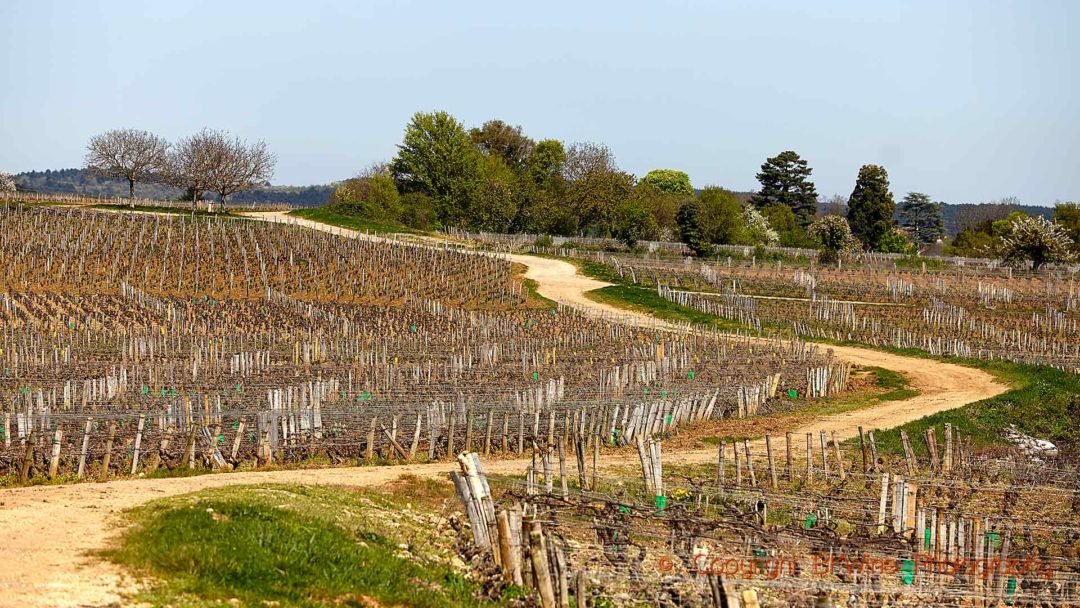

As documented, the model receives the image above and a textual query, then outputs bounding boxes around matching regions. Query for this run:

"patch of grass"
[289,207,423,235]
[89,204,235,218]
[586,285,749,332]
[104,483,491,608]
[856,360,1080,457]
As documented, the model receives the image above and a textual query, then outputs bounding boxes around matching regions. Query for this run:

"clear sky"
[2,0,1077,205]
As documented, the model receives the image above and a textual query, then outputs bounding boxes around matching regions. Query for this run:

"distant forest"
[13,168,1056,237]
[13,168,332,207]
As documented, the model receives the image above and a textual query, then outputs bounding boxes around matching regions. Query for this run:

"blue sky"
[1,0,1077,205]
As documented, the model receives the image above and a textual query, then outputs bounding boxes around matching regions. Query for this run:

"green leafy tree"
[697,187,749,245]
[1000,214,1078,270]
[877,228,917,255]
[898,192,945,246]
[612,198,659,248]
[329,165,401,223]
[750,151,819,227]
[391,111,480,227]
[399,192,439,231]
[640,169,693,196]
[676,199,711,256]
[563,142,633,235]
[808,215,861,263]
[469,120,534,172]
[513,139,567,233]
[761,203,814,247]
[846,164,896,251]
[468,154,517,232]
[1053,202,1080,251]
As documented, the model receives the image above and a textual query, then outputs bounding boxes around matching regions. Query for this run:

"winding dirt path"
[0,211,1008,607]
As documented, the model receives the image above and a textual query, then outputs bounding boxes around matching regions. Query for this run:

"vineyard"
[0,206,850,484]
[455,419,1080,607]
[553,249,1080,372]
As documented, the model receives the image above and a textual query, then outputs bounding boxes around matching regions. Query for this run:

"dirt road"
[0,210,1008,607]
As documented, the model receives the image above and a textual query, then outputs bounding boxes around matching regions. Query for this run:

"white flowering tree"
[999,214,1077,270]
[808,215,861,263]
[743,205,779,246]
[0,171,16,193]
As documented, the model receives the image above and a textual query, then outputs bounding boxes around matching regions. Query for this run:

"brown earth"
[0,210,1008,607]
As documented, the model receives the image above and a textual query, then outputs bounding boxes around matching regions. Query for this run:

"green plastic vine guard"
[532,372,539,380]
[218,435,225,444]
[665,415,673,426]
[231,421,239,430]
[410,325,417,332]
[654,495,667,510]
[235,384,242,393]
[788,389,798,398]
[900,560,915,585]
[141,386,149,394]
[687,371,695,379]
[618,505,630,515]
[804,513,818,529]
[924,528,932,549]
[985,532,1000,548]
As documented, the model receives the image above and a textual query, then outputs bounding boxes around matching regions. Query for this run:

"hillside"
[12,168,331,207]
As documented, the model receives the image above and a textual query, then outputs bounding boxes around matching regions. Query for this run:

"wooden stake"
[765,435,778,490]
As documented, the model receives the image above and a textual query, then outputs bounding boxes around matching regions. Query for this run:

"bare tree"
[164,129,219,211]
[205,133,276,211]
[83,128,169,204]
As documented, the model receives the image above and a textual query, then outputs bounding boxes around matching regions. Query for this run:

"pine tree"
[898,192,945,246]
[846,164,896,251]
[750,151,819,227]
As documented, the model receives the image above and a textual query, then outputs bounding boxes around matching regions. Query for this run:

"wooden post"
[743,439,757,487]
[558,440,568,498]
[900,430,917,475]
[574,570,587,608]
[819,431,829,479]
[528,518,557,608]
[785,431,793,481]
[366,416,378,460]
[926,428,939,473]
[765,435,778,490]
[868,430,879,471]
[76,418,92,478]
[48,427,63,479]
[484,411,493,456]
[101,421,117,480]
[735,441,742,486]
[805,432,813,484]
[717,440,726,489]
[19,429,36,482]
[130,413,145,475]
[858,425,868,473]
[943,423,953,474]
[231,419,246,462]
[497,510,523,585]
[409,410,422,459]
[877,472,890,534]
[831,431,846,480]
[464,408,474,453]
[446,407,456,458]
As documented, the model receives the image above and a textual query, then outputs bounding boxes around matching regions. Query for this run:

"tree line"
[324,110,1076,269]
[81,128,276,210]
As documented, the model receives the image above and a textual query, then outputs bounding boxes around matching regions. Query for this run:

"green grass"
[522,277,556,308]
[104,483,503,608]
[586,284,750,332]
[289,207,424,235]
[89,204,235,218]
[853,360,1080,457]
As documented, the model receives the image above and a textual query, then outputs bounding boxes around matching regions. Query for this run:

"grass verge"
[103,481,508,608]
[864,360,1080,457]
[289,207,424,235]
[586,285,749,332]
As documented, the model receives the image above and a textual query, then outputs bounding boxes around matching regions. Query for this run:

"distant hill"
[812,198,1056,237]
[12,168,332,208]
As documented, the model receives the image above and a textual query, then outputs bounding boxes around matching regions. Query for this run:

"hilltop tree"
[204,133,276,210]
[165,128,219,211]
[84,128,170,202]
[846,164,896,251]
[640,169,693,196]
[898,192,945,246]
[750,151,819,227]
[470,120,534,172]
[808,215,860,263]
[1000,214,1077,270]
[0,171,16,193]
[391,111,480,226]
